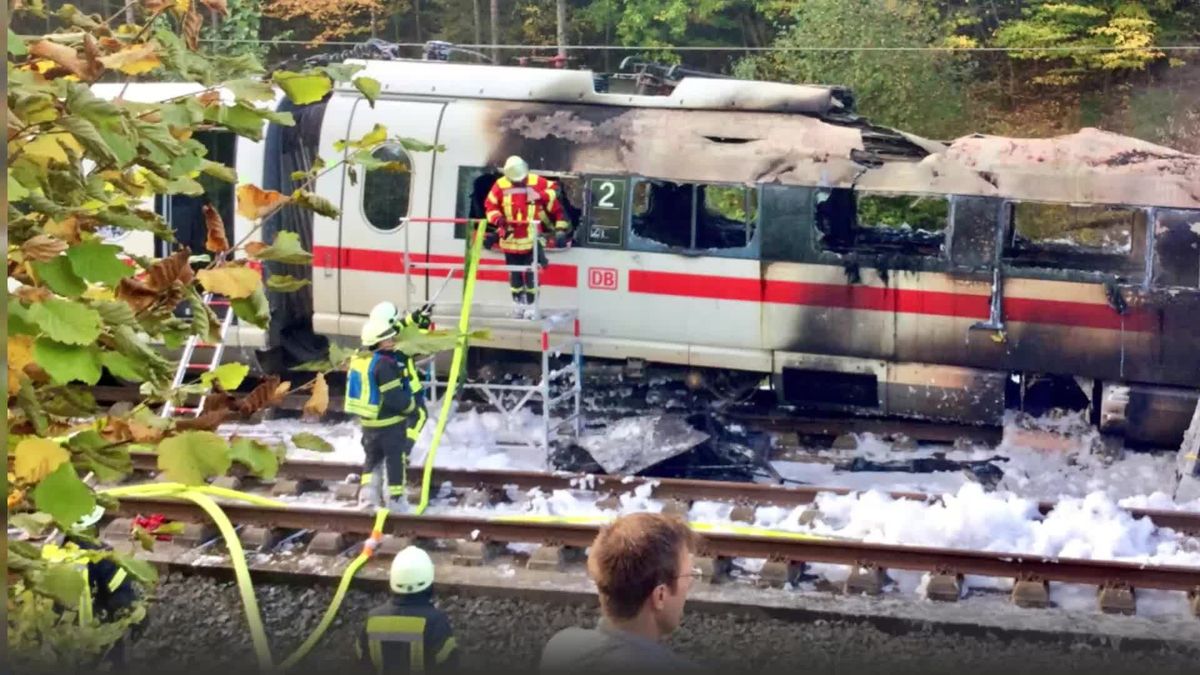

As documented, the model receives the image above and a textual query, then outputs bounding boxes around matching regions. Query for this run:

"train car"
[104,59,1200,446]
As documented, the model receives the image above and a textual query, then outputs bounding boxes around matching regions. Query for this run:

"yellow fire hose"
[87,225,490,671]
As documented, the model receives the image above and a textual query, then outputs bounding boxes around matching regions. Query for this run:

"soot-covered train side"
[100,59,1200,446]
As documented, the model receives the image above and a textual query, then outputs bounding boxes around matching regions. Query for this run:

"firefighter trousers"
[505,248,548,304]
[361,424,414,506]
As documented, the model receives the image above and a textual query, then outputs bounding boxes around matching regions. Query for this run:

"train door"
[585,176,763,368]
[152,131,237,259]
[335,99,447,318]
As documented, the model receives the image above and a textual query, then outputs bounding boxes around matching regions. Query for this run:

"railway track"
[122,453,1200,536]
[104,493,1200,618]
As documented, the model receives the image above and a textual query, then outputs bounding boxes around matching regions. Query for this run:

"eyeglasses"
[677,566,703,580]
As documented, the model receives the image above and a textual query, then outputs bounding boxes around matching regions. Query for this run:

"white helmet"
[502,155,528,182]
[74,505,105,530]
[389,545,434,594]
[361,301,399,346]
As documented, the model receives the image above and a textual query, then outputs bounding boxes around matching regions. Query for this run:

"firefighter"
[483,155,571,318]
[36,506,146,667]
[355,545,460,674]
[345,302,429,511]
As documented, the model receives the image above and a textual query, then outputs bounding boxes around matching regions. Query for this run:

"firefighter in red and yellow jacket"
[483,156,570,317]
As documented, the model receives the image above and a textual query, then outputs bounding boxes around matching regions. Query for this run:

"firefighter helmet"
[361,301,399,346]
[503,155,529,182]
[389,545,435,594]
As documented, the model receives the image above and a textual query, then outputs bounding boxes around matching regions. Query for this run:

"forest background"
[10,0,1200,151]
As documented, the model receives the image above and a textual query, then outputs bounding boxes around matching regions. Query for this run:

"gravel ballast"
[117,572,1200,675]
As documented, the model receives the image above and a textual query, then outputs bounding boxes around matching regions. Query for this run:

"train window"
[452,167,581,241]
[1153,209,1200,288]
[361,144,412,232]
[814,189,948,256]
[630,179,758,255]
[1003,202,1146,274]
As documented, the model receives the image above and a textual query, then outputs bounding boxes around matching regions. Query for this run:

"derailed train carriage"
[98,57,1200,447]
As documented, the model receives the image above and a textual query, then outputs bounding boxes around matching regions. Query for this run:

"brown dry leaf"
[15,285,52,304]
[196,90,221,107]
[236,185,288,221]
[273,380,292,403]
[83,34,104,75]
[244,241,268,257]
[44,216,82,244]
[147,248,195,290]
[21,234,68,262]
[302,373,328,420]
[101,416,134,443]
[202,204,229,253]
[99,37,124,52]
[198,0,228,16]
[142,0,173,12]
[182,9,203,50]
[128,419,166,443]
[29,40,90,80]
[116,277,158,313]
[238,376,281,416]
[174,409,231,431]
[7,335,35,396]
[201,390,235,416]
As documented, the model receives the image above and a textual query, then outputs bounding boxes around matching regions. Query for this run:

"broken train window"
[1153,209,1200,289]
[814,189,948,256]
[1003,202,1146,275]
[629,178,757,255]
[452,166,580,241]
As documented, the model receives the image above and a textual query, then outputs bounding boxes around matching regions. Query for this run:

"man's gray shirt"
[539,619,702,674]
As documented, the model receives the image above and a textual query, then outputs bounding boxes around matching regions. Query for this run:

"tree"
[5,1,460,668]
[735,0,975,139]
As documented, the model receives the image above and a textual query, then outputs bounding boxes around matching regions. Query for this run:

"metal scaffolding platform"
[401,218,584,464]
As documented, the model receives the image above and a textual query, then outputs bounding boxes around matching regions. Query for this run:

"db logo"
[588,267,618,290]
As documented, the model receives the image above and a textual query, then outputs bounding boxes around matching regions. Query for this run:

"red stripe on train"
[629,270,1155,332]
[315,247,1154,332]
[314,246,579,287]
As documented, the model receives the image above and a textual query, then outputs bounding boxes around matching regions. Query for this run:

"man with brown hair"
[539,512,704,673]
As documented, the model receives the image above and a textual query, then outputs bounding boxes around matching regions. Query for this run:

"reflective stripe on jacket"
[355,592,458,674]
[344,351,413,428]
[484,174,568,253]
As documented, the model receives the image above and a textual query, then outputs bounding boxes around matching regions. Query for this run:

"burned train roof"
[339,58,850,115]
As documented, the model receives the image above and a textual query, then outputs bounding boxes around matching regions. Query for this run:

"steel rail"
[109,495,1200,593]
[119,453,1200,535]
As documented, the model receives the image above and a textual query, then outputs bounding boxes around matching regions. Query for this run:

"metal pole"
[556,0,567,59]
[489,0,499,64]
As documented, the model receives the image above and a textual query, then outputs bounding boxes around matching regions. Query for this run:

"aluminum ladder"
[160,293,235,418]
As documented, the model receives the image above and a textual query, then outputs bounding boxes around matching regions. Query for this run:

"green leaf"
[29,298,103,345]
[33,461,97,528]
[66,239,136,285]
[200,159,237,183]
[112,551,158,585]
[10,513,55,538]
[31,256,87,297]
[266,274,311,292]
[354,76,382,106]
[9,171,31,201]
[230,286,270,330]
[290,189,338,218]
[335,123,387,152]
[272,70,332,105]
[60,115,118,165]
[247,230,312,265]
[71,430,133,483]
[34,339,103,385]
[348,148,408,172]
[166,175,205,196]
[199,362,250,390]
[225,78,276,102]
[321,63,365,82]
[212,103,266,141]
[100,351,147,382]
[9,302,37,336]
[16,378,49,436]
[97,123,138,166]
[9,28,28,56]
[398,137,442,153]
[93,300,137,326]
[39,384,98,418]
[291,432,333,453]
[36,564,87,609]
[156,431,232,485]
[229,437,280,480]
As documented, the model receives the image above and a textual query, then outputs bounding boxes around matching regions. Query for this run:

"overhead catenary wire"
[183,39,1200,52]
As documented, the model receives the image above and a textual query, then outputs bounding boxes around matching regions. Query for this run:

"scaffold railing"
[398,216,583,464]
